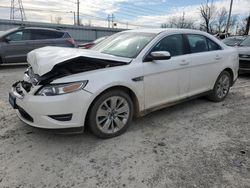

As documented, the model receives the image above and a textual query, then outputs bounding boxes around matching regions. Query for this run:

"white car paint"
[10,29,239,130]
[28,46,132,76]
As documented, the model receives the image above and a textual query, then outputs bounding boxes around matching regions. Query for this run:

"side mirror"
[145,51,171,61]
[4,36,11,43]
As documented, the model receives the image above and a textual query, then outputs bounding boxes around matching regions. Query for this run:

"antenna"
[10,0,26,21]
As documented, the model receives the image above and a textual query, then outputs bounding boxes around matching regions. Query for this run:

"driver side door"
[143,34,190,110]
[2,30,31,63]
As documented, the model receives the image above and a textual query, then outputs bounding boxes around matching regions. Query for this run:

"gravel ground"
[0,65,250,188]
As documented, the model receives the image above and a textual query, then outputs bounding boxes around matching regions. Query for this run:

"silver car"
[0,27,76,64]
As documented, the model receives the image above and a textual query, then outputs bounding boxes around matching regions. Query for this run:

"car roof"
[19,27,65,32]
[123,28,207,35]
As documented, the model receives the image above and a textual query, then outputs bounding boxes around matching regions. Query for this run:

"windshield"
[222,37,244,46]
[239,37,250,47]
[92,32,156,58]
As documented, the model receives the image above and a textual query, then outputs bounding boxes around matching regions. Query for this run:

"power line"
[60,0,170,25]
[0,5,158,28]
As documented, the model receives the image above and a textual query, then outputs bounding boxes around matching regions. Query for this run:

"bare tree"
[54,16,62,24]
[237,15,250,35]
[199,0,216,33]
[215,8,228,33]
[161,12,195,29]
[244,14,250,35]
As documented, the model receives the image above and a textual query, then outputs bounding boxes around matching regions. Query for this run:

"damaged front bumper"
[9,81,93,129]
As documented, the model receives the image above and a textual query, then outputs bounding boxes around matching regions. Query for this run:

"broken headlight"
[36,81,88,96]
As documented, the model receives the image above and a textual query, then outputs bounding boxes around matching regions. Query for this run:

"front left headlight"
[36,81,88,96]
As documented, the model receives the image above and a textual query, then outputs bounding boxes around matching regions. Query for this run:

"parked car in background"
[222,36,247,47]
[78,36,107,49]
[9,29,238,138]
[236,36,250,73]
[0,27,76,64]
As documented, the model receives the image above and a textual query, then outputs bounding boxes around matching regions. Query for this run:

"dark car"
[236,36,250,73]
[78,36,107,49]
[222,36,247,47]
[0,27,76,64]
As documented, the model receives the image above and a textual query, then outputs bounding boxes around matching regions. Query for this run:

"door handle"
[215,55,222,60]
[179,61,189,66]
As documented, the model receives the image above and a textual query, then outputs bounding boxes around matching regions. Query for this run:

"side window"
[6,30,31,41]
[22,30,32,40]
[151,34,185,57]
[63,33,71,38]
[6,31,23,41]
[207,38,221,51]
[31,30,63,40]
[187,34,209,53]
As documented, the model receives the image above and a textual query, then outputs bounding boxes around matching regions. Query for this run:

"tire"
[208,71,232,102]
[87,90,134,138]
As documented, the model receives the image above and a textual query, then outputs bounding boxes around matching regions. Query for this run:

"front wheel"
[208,71,231,102]
[87,90,133,138]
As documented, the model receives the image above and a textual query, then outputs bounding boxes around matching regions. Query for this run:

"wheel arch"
[85,85,141,127]
[223,67,234,86]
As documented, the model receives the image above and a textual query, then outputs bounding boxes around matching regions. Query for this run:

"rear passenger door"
[28,29,64,50]
[185,34,222,95]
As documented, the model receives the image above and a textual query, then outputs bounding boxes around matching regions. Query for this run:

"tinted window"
[152,34,185,57]
[31,30,64,40]
[207,38,221,51]
[6,30,31,41]
[187,34,209,53]
[7,31,23,41]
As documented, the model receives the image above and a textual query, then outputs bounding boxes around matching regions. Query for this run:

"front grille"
[239,60,250,69]
[18,107,34,122]
[239,54,250,58]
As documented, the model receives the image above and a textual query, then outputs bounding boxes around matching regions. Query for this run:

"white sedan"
[9,29,239,138]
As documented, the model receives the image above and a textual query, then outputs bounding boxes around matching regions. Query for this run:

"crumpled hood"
[27,46,132,76]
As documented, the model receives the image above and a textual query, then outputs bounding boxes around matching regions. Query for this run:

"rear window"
[30,29,64,40]
[187,34,209,53]
[63,32,71,38]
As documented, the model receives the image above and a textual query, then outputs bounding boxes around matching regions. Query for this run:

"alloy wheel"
[216,74,230,99]
[96,96,130,134]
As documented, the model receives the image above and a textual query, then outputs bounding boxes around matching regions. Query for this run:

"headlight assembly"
[36,81,88,96]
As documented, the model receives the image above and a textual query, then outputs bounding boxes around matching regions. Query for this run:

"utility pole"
[107,14,111,28]
[111,14,114,28]
[77,0,80,25]
[226,0,233,34]
[10,0,26,21]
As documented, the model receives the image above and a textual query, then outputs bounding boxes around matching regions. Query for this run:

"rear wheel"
[208,71,231,102]
[87,90,133,138]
